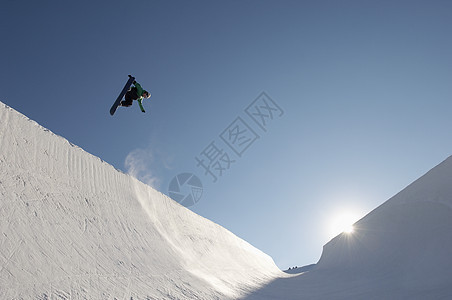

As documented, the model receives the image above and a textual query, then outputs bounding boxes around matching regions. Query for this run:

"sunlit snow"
[1,102,452,299]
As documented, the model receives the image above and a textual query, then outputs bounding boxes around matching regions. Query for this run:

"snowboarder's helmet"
[143,90,151,98]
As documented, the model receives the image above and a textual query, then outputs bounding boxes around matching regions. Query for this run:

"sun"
[328,210,362,238]
[342,223,355,234]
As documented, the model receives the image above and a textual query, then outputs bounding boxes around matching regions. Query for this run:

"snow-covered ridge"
[0,102,281,299]
[313,155,452,298]
[243,156,452,300]
[3,100,452,299]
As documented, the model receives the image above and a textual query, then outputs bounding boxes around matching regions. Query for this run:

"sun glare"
[328,211,362,238]
[343,224,354,234]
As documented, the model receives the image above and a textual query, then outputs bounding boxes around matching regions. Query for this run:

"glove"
[142,110,146,113]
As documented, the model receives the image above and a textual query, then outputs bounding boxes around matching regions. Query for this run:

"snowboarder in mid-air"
[110,75,151,116]
[120,79,151,112]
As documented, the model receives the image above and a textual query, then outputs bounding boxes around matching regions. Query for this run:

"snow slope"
[2,100,452,299]
[0,102,281,299]
[244,156,452,299]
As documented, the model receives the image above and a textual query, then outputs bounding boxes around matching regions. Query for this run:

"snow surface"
[0,102,281,299]
[244,155,452,300]
[2,101,452,299]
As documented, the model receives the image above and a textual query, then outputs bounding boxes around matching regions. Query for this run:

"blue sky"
[1,0,452,269]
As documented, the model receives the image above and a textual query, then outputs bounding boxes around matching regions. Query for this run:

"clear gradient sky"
[1,0,452,269]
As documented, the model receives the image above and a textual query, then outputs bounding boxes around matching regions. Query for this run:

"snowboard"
[110,75,135,116]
